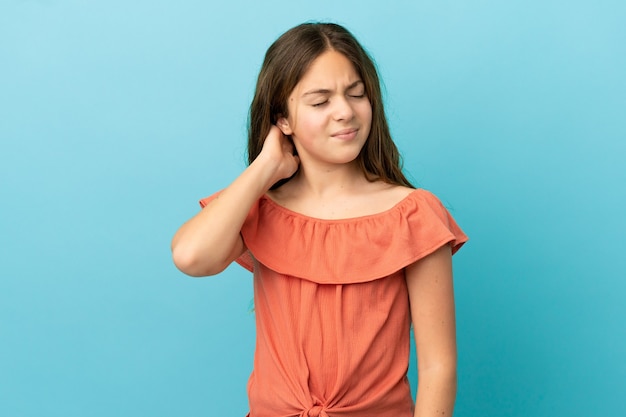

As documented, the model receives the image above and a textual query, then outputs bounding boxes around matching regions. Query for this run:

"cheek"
[362,101,373,123]
[292,110,326,138]
[359,102,373,135]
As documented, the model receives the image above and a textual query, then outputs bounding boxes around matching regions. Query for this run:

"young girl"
[172,22,468,417]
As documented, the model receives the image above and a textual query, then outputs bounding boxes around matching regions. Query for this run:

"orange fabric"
[199,189,468,417]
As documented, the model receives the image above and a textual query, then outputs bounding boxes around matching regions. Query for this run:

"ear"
[276,117,293,135]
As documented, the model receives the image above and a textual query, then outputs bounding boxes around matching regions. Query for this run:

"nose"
[332,96,354,121]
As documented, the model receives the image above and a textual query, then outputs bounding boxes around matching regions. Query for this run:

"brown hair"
[248,22,414,188]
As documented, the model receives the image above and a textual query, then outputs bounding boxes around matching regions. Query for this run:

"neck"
[290,161,367,198]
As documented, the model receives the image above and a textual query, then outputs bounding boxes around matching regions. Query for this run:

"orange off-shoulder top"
[200,189,468,417]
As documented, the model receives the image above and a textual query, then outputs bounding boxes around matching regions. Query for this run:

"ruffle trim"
[201,189,468,284]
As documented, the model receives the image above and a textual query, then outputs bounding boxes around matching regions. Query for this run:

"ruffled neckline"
[236,188,468,284]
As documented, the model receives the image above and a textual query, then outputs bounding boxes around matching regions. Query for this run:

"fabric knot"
[307,405,326,417]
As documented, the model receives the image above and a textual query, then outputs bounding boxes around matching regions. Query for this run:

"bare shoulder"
[265,183,295,206]
[376,183,415,202]
[364,182,415,211]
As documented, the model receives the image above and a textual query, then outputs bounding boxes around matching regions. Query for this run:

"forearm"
[414,365,457,417]
[171,153,280,276]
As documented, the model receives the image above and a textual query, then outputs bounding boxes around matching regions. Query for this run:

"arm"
[171,126,299,277]
[406,244,457,417]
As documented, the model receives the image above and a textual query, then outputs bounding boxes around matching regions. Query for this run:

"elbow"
[171,246,202,277]
[418,348,457,375]
[171,245,225,277]
[418,359,457,386]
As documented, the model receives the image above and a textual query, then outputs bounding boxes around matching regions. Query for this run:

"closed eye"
[312,101,328,107]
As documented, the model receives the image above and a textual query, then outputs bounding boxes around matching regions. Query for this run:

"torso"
[225,185,467,416]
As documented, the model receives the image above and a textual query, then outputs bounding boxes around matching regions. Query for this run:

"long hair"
[248,22,414,188]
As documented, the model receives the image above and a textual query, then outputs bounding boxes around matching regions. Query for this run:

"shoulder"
[377,183,415,202]
[371,185,450,215]
[408,187,446,206]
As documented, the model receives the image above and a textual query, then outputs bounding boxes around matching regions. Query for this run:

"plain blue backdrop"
[1,1,624,416]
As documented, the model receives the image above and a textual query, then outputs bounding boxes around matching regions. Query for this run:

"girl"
[172,22,468,417]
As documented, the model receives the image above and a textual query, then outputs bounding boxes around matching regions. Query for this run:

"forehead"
[295,50,360,91]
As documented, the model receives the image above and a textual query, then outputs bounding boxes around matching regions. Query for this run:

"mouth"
[331,128,359,140]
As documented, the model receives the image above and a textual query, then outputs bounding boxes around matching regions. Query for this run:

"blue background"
[1,1,624,416]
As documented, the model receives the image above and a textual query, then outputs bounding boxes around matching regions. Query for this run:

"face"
[277,50,372,170]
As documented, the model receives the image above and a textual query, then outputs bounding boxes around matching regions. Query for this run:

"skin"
[407,245,458,417]
[277,49,372,177]
[272,50,413,218]
[171,49,457,417]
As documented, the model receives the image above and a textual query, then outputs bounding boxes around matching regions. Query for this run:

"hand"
[259,125,300,183]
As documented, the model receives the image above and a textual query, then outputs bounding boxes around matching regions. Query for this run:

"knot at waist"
[305,405,328,417]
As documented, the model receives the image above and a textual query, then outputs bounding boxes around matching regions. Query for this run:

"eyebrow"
[302,80,364,97]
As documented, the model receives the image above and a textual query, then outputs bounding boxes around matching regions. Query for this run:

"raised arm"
[171,126,299,277]
[405,244,457,417]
